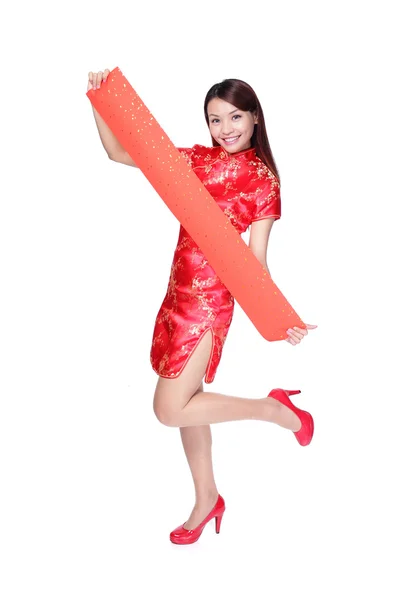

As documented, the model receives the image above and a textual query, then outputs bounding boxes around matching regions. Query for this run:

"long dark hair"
[204,78,280,182]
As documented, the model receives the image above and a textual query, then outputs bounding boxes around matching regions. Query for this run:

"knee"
[153,392,181,427]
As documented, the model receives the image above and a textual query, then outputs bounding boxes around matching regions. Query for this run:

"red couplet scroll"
[86,67,306,341]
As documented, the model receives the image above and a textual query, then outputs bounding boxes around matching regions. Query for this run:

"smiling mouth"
[222,135,241,145]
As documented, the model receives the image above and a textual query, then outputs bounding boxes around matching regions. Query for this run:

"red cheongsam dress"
[150,144,281,384]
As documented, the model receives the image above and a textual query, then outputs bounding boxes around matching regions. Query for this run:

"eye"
[211,118,220,124]
[233,114,241,120]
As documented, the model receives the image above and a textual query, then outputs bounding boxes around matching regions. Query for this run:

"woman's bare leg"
[154,330,301,430]
[179,393,219,529]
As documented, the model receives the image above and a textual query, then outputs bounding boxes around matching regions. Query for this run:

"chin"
[225,143,250,154]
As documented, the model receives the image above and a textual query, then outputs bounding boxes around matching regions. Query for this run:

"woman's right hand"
[87,69,110,92]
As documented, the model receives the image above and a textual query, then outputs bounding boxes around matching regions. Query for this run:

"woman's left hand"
[286,323,318,345]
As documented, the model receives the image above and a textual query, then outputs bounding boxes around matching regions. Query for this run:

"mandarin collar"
[217,146,257,161]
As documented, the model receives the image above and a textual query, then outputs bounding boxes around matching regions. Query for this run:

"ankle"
[194,488,219,506]
[275,401,302,432]
[262,396,281,421]
[264,397,301,432]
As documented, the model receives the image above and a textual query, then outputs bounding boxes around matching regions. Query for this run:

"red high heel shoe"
[169,494,225,545]
[268,388,314,446]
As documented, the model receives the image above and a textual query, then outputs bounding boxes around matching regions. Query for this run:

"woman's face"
[207,97,257,154]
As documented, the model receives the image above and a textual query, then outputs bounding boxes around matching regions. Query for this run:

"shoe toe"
[170,525,199,544]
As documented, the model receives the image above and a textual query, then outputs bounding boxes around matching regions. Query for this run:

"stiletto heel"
[215,514,223,534]
[268,388,314,446]
[170,494,225,545]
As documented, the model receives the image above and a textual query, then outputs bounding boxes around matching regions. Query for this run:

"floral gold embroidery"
[150,145,281,383]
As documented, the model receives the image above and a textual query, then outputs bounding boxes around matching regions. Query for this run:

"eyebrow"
[208,109,240,117]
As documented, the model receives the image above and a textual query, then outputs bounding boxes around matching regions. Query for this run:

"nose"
[221,120,234,136]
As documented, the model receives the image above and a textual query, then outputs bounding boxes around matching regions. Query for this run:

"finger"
[287,329,303,342]
[293,326,307,336]
[88,72,94,90]
[305,324,318,329]
[96,71,103,88]
[103,69,109,82]
[287,337,295,345]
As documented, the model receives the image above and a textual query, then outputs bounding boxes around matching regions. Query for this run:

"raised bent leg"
[153,330,301,430]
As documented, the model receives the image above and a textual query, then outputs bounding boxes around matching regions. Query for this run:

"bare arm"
[91,106,138,167]
[248,217,275,274]
[88,69,138,168]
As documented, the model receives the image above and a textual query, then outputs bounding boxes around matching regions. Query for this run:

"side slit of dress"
[176,326,215,383]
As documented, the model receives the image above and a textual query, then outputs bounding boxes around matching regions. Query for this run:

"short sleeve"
[251,175,281,222]
[177,147,196,168]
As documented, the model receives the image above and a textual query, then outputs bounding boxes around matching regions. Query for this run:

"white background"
[1,0,399,598]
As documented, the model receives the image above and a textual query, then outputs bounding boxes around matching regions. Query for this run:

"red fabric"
[151,144,281,383]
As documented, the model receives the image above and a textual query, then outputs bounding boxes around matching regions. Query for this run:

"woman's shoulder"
[249,153,280,185]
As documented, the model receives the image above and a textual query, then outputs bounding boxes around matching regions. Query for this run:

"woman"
[88,69,317,545]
